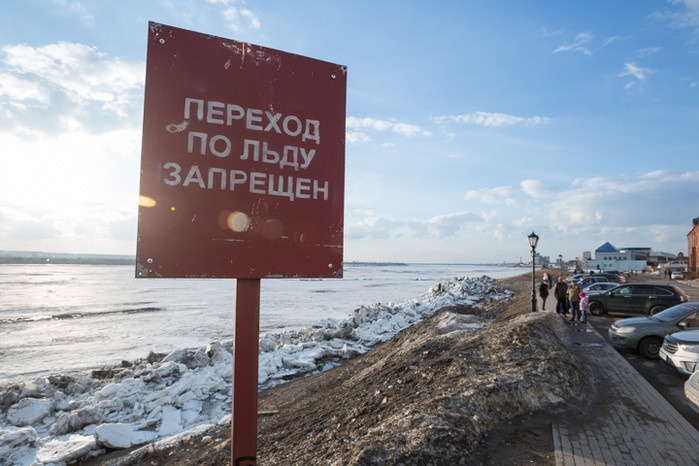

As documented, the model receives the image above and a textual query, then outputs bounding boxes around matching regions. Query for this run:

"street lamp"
[528,231,539,313]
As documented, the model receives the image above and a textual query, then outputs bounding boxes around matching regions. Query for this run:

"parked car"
[576,276,610,288]
[582,272,625,283]
[670,271,684,280]
[608,303,699,358]
[598,272,626,283]
[588,283,688,316]
[566,274,588,285]
[659,330,699,376]
[582,282,619,295]
[684,370,699,412]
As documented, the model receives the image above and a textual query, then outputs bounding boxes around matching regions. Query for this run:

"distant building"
[584,242,649,272]
[663,254,688,274]
[688,218,699,274]
[649,251,678,263]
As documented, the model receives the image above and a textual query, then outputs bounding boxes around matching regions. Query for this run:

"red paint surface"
[137,22,346,279]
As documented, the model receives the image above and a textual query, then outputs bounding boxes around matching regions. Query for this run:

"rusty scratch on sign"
[165,120,189,133]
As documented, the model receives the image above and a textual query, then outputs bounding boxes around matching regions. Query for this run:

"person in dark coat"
[554,277,568,315]
[542,272,551,287]
[539,281,550,310]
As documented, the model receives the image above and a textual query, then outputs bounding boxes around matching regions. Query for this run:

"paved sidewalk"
[552,321,699,465]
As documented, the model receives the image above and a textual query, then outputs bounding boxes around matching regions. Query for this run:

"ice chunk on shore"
[95,423,132,449]
[0,426,39,464]
[36,434,96,464]
[7,397,53,426]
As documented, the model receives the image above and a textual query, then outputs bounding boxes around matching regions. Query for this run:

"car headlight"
[681,345,699,354]
[613,326,634,334]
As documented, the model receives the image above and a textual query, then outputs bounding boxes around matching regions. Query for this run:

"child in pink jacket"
[579,292,589,323]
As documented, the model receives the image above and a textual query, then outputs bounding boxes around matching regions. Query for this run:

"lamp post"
[528,231,539,313]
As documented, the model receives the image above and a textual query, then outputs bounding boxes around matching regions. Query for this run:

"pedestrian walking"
[554,277,568,315]
[568,282,582,321]
[579,291,589,323]
[542,272,551,289]
[539,280,550,310]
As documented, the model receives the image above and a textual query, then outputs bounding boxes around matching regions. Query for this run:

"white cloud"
[0,41,143,254]
[641,169,670,179]
[346,116,431,142]
[206,0,262,32]
[546,171,699,236]
[0,73,50,104]
[541,27,565,38]
[346,117,392,131]
[346,131,372,144]
[432,112,550,128]
[241,9,262,29]
[658,1,699,31]
[392,122,428,137]
[465,186,514,204]
[425,212,481,238]
[619,62,654,82]
[346,211,481,241]
[0,42,144,130]
[636,46,663,57]
[520,179,548,199]
[552,32,623,56]
[222,7,262,32]
[346,216,416,240]
[346,171,698,262]
[52,0,95,25]
[3,43,143,103]
[553,32,594,55]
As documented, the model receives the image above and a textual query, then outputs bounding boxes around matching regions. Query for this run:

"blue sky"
[1,0,699,264]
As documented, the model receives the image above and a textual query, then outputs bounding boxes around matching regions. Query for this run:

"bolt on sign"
[137,22,346,279]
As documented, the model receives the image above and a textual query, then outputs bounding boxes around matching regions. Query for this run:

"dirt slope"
[87,273,592,466]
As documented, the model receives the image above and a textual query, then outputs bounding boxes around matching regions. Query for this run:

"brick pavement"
[552,320,699,465]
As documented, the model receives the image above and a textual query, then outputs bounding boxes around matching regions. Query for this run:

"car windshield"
[653,304,695,323]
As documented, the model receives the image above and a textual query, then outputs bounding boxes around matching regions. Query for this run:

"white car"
[659,330,699,376]
[670,271,684,280]
[685,371,699,412]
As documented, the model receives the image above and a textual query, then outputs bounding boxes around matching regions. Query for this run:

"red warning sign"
[137,22,346,279]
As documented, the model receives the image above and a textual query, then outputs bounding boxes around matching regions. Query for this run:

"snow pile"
[0,275,511,465]
[258,275,512,386]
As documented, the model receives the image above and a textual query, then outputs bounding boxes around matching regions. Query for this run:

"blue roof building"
[586,242,650,272]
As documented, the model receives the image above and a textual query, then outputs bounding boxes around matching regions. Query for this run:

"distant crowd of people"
[538,272,588,323]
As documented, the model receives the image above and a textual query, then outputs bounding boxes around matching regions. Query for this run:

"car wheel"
[649,306,666,315]
[589,301,604,316]
[638,337,662,359]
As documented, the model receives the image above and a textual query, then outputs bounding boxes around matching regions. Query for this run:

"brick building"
[688,217,699,275]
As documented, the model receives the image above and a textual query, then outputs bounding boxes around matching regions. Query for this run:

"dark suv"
[588,283,688,316]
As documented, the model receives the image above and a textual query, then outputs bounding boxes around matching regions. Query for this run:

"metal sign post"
[232,279,260,465]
